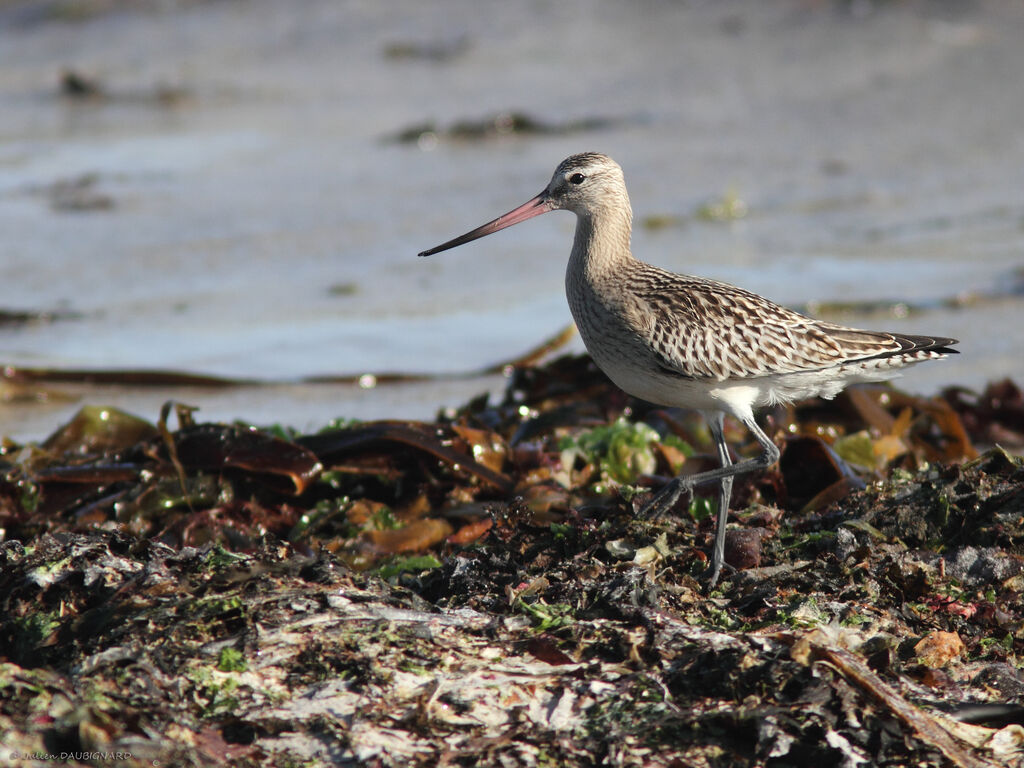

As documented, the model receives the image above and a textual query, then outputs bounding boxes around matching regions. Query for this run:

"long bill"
[418,190,553,257]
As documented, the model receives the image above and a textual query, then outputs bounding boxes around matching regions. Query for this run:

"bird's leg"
[640,412,780,586]
[705,412,733,589]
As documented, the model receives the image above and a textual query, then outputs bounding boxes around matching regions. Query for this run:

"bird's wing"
[632,277,938,381]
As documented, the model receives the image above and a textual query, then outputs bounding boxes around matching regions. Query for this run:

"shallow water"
[1,0,1022,441]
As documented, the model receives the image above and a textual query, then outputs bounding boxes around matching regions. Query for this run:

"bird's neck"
[568,204,634,281]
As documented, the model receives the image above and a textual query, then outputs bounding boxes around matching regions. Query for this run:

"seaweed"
[1,354,1021,767]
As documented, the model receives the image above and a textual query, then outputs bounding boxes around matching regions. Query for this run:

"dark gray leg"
[705,411,733,589]
[641,412,780,587]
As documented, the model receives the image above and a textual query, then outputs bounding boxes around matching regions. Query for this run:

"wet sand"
[2,0,1022,440]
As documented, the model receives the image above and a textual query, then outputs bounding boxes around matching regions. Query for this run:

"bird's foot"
[639,477,693,519]
[702,559,736,592]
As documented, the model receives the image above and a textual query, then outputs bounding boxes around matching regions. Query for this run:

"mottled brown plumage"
[420,153,958,587]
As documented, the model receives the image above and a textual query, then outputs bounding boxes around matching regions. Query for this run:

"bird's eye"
[569,173,585,185]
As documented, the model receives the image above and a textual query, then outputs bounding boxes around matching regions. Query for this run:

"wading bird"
[419,153,958,587]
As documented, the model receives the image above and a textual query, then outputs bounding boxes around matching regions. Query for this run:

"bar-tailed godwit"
[419,152,958,587]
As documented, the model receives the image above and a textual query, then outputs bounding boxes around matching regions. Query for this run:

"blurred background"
[1,0,1022,441]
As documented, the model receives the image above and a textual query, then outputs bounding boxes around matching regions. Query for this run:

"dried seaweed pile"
[1,356,1023,767]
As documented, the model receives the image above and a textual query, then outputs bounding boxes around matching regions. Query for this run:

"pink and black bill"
[418,190,553,257]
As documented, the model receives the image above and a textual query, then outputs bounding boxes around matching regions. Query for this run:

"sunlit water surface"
[1,0,1022,440]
